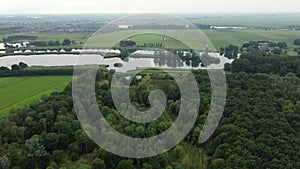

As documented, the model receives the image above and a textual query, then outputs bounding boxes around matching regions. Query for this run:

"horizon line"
[1,12,300,15]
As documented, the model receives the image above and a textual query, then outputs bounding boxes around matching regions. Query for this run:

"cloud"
[0,0,299,14]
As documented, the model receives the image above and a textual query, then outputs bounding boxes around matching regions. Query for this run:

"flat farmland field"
[86,29,214,50]
[129,33,189,50]
[0,76,71,116]
[86,29,300,50]
[203,29,300,49]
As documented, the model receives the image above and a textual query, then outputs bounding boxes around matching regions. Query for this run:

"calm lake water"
[0,52,233,72]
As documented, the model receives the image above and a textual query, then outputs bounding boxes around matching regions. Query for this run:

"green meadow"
[203,29,300,49]
[86,29,300,51]
[186,13,300,28]
[86,29,213,50]
[0,76,71,116]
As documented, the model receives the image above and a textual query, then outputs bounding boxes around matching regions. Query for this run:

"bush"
[294,39,300,46]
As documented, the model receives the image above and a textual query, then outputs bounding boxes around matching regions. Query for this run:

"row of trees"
[220,41,288,59]
[4,39,75,49]
[120,40,136,47]
[139,43,164,48]
[119,40,164,49]
[30,39,73,47]
[293,39,300,54]
[294,39,300,46]
[220,45,239,59]
[241,41,287,50]
[224,50,300,77]
[2,35,38,42]
[0,63,75,77]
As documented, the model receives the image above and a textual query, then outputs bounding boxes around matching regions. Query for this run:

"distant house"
[72,40,82,45]
[242,41,286,55]
[258,43,270,51]
[210,26,247,30]
[118,25,133,29]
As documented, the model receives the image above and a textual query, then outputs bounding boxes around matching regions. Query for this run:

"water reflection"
[0,51,233,72]
[153,51,186,68]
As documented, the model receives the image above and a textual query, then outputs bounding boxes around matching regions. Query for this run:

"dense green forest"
[1,50,300,168]
[225,50,300,77]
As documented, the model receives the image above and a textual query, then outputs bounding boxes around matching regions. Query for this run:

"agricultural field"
[184,13,300,28]
[87,29,300,51]
[0,76,71,116]
[129,33,188,50]
[1,28,300,52]
[87,29,214,50]
[203,29,300,50]
[128,29,300,51]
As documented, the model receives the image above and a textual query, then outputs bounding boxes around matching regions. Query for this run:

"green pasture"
[203,29,300,49]
[86,29,213,50]
[187,13,300,28]
[0,76,71,116]
[87,29,300,51]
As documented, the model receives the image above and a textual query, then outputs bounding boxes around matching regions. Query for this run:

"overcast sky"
[0,0,299,14]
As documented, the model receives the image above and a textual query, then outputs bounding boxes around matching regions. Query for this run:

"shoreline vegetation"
[0,51,81,57]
